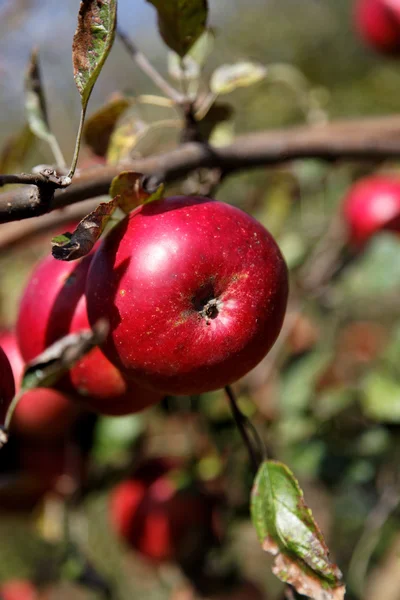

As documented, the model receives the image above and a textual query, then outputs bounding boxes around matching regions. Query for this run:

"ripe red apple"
[0,345,15,424]
[342,175,400,246]
[86,196,288,395]
[354,0,400,55]
[0,580,39,600]
[0,331,77,440]
[109,458,218,562]
[16,255,163,416]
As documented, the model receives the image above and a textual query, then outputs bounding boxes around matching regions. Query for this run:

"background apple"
[86,196,288,395]
[0,580,39,600]
[342,175,400,246]
[354,0,400,55]
[16,256,163,416]
[109,457,219,562]
[0,331,78,440]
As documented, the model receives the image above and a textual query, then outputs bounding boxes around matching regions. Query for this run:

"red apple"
[0,580,39,600]
[342,175,400,246]
[0,345,15,425]
[354,0,400,55]
[86,196,288,395]
[0,331,77,440]
[109,458,217,562]
[16,255,163,416]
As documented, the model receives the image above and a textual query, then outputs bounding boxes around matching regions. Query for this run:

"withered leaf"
[73,0,117,107]
[22,320,109,392]
[251,461,345,600]
[146,0,208,57]
[51,197,119,260]
[109,171,164,214]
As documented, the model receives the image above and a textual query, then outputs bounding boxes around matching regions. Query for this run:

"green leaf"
[72,0,117,107]
[93,413,145,462]
[83,94,131,157]
[24,48,52,144]
[361,371,400,423]
[251,461,345,600]
[189,28,214,67]
[109,171,164,214]
[210,62,267,95]
[147,0,208,57]
[51,197,119,261]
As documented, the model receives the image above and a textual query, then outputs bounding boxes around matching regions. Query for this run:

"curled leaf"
[83,94,131,157]
[210,62,267,95]
[52,197,119,260]
[109,171,164,214]
[22,320,109,392]
[146,0,208,57]
[73,0,117,107]
[251,461,345,600]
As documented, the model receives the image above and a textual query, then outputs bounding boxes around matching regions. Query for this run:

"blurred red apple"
[109,458,218,562]
[354,0,400,55]
[342,175,400,246]
[86,196,288,395]
[0,331,77,440]
[0,580,39,600]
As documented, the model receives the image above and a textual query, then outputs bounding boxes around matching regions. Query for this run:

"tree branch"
[2,114,400,224]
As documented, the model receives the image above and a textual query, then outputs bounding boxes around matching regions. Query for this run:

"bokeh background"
[0,1,400,599]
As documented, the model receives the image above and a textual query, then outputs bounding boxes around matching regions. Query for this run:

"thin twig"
[118,29,184,104]
[225,385,264,472]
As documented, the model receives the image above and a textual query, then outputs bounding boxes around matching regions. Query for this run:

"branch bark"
[2,114,400,224]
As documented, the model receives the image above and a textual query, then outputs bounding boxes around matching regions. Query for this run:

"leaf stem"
[117,29,185,105]
[225,385,264,472]
[68,104,87,179]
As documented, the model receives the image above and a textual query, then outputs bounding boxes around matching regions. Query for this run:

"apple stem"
[225,385,265,472]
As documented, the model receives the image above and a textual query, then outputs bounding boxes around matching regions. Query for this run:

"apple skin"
[0,331,77,440]
[0,581,39,600]
[0,345,15,424]
[354,0,400,55]
[342,175,400,247]
[16,255,163,416]
[109,458,217,562]
[86,196,288,395]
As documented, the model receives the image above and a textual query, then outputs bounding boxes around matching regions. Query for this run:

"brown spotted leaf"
[83,94,131,157]
[251,461,345,600]
[73,0,117,107]
[146,0,208,57]
[109,171,164,214]
[51,197,119,260]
